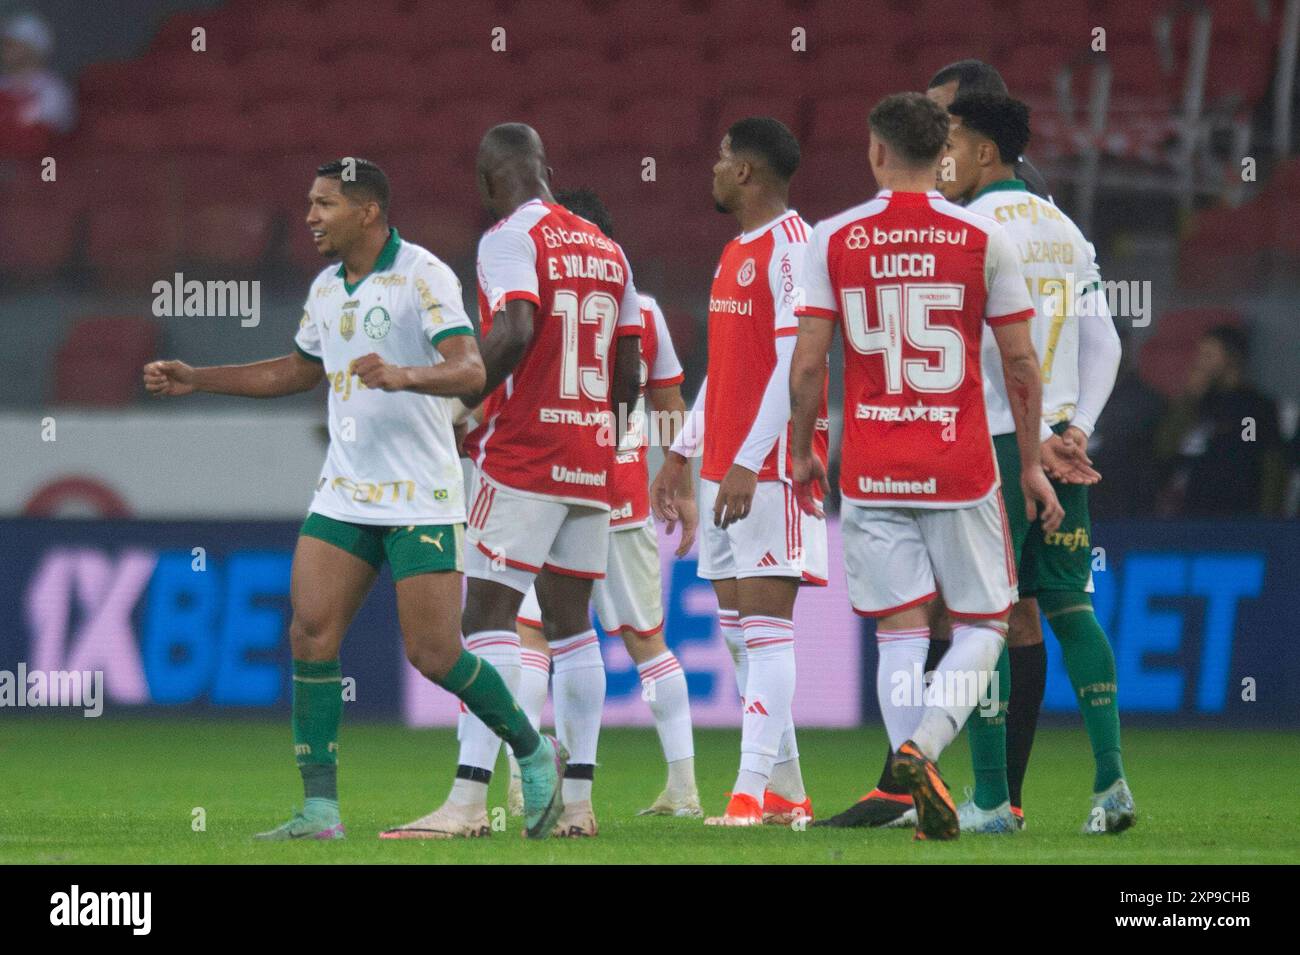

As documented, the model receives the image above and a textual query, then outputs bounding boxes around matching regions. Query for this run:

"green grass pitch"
[2,718,1297,864]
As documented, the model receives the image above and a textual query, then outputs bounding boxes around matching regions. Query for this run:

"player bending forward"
[653,117,830,827]
[143,158,564,841]
[788,94,1063,841]
[503,189,701,828]
[380,125,643,840]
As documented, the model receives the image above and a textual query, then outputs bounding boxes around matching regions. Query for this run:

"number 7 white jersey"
[968,182,1102,435]
[464,198,642,508]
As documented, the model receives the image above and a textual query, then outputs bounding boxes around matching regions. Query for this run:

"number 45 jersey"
[465,198,642,508]
[796,189,1034,508]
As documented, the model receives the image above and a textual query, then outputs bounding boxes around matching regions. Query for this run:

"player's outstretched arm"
[465,299,535,404]
[788,316,833,518]
[143,352,324,399]
[353,335,486,397]
[992,320,1064,534]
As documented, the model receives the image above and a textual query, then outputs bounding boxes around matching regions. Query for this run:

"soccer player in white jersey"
[143,159,561,841]
[788,93,1064,841]
[503,189,701,826]
[939,93,1132,833]
[383,126,643,840]
[653,118,831,827]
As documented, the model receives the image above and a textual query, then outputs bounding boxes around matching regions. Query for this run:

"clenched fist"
[143,360,196,397]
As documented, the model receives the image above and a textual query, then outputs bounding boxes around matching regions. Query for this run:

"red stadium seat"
[330,50,425,105]
[87,204,183,286]
[240,99,336,154]
[146,51,238,107]
[182,202,276,272]
[808,93,875,149]
[85,111,167,154]
[607,43,714,99]
[333,99,426,154]
[799,44,891,101]
[53,316,160,406]
[233,50,333,106]
[1138,308,1244,398]
[621,94,711,157]
[169,102,252,153]
[0,193,80,278]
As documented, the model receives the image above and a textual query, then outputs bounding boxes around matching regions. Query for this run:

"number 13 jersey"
[796,189,1034,508]
[465,198,642,508]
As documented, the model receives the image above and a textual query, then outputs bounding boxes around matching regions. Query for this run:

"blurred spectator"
[0,11,75,159]
[1155,324,1285,517]
[1089,324,1166,520]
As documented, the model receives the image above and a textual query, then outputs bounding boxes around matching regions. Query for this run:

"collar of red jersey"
[737,209,802,244]
[874,189,946,203]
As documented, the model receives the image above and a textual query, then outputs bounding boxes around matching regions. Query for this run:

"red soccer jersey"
[701,211,828,484]
[466,199,642,507]
[608,294,685,528]
[796,190,1035,507]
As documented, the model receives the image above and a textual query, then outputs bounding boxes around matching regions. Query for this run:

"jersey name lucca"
[465,199,642,508]
[797,190,1035,508]
[294,229,475,525]
[968,182,1102,435]
[609,294,684,528]
[702,211,829,483]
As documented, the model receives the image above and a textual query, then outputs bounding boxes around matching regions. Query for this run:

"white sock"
[517,646,551,731]
[637,651,695,793]
[875,626,931,751]
[912,622,1007,761]
[455,631,521,801]
[734,615,796,802]
[551,629,605,803]
[718,608,746,704]
[769,722,805,802]
[506,646,551,781]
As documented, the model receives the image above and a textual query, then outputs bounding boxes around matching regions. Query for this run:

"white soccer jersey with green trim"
[293,228,475,525]
[969,181,1102,435]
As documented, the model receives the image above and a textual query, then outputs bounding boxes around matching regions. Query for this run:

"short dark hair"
[868,92,950,167]
[1204,324,1249,365]
[555,187,614,238]
[948,93,1031,164]
[316,157,390,217]
[727,116,801,181]
[928,59,1010,97]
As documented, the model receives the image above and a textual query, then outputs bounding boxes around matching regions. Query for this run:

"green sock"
[1040,591,1125,792]
[968,644,1011,809]
[292,659,342,801]
[438,649,541,759]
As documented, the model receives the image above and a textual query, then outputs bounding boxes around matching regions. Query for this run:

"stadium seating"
[0,0,1287,295]
[53,316,161,406]
[1138,307,1245,398]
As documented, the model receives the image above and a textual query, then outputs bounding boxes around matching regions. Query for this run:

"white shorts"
[841,492,1018,619]
[517,521,665,637]
[697,478,828,585]
[464,473,610,593]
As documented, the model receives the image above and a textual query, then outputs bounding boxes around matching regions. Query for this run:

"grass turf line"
[1,719,1297,864]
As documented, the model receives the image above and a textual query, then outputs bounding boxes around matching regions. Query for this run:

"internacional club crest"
[736,257,757,287]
